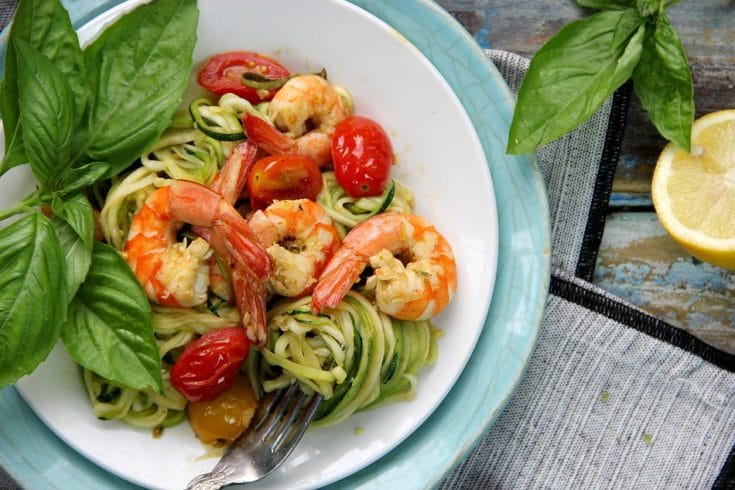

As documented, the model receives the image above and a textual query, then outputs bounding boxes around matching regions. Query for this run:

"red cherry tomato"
[247,155,323,210]
[197,51,290,103]
[170,327,250,403]
[331,116,393,197]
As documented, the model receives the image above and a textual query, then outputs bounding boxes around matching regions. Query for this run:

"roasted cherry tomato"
[170,327,250,403]
[187,375,259,446]
[197,51,290,103]
[331,115,393,197]
[247,155,323,210]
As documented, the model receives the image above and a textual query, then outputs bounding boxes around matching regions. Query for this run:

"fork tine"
[258,383,304,440]
[263,390,307,447]
[249,383,297,432]
[272,391,322,455]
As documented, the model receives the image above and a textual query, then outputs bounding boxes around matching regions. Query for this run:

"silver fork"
[186,383,323,490]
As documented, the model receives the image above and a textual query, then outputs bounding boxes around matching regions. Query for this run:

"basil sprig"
[0,0,199,390]
[508,0,693,154]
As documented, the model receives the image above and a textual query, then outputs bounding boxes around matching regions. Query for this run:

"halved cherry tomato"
[197,51,290,103]
[170,327,250,403]
[331,116,393,197]
[247,155,323,210]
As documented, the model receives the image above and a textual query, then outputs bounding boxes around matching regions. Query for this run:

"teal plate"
[0,1,550,488]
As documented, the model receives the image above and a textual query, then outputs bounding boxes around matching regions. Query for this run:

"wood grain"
[594,213,735,354]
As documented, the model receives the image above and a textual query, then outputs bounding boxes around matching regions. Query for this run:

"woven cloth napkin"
[0,4,733,486]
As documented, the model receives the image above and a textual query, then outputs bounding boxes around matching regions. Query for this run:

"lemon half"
[652,109,735,268]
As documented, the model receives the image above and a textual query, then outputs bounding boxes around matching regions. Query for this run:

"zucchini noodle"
[217,93,273,123]
[151,302,240,361]
[317,171,414,237]
[83,303,240,429]
[83,369,186,429]
[99,166,160,250]
[141,128,224,184]
[246,291,440,428]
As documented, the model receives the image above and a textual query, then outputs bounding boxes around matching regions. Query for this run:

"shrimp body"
[311,212,457,320]
[249,199,341,297]
[124,186,212,308]
[244,75,350,167]
[125,179,271,344]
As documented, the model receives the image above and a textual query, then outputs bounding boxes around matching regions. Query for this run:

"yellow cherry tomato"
[187,375,259,445]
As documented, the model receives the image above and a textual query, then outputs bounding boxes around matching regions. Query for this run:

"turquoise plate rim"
[0,1,550,488]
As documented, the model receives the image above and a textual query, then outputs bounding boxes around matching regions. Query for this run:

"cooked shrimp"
[198,141,258,301]
[311,212,457,320]
[124,180,271,344]
[249,199,341,297]
[243,74,350,167]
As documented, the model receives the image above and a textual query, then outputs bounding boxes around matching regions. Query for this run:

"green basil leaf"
[611,24,646,88]
[0,0,86,175]
[0,212,67,387]
[612,6,647,46]
[635,0,663,16]
[507,8,646,154]
[51,215,92,299]
[77,0,198,176]
[61,242,162,391]
[632,12,694,151]
[577,0,633,10]
[0,125,27,178]
[56,161,111,195]
[51,193,94,251]
[15,39,77,185]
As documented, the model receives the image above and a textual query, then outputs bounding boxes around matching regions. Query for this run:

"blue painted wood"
[608,193,652,209]
[593,212,735,354]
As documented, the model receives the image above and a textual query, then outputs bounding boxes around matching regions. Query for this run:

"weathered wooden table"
[439,0,735,354]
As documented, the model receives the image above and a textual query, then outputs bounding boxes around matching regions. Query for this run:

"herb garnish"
[507,0,693,155]
[0,0,199,390]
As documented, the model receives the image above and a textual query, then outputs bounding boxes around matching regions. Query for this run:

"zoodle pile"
[83,50,458,444]
[0,0,457,446]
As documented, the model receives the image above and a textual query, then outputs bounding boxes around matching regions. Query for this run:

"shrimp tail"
[209,140,258,203]
[212,212,272,280]
[243,114,296,155]
[311,247,366,313]
[232,265,268,346]
[205,212,271,345]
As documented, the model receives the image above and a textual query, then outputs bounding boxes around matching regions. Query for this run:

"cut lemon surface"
[652,109,735,269]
